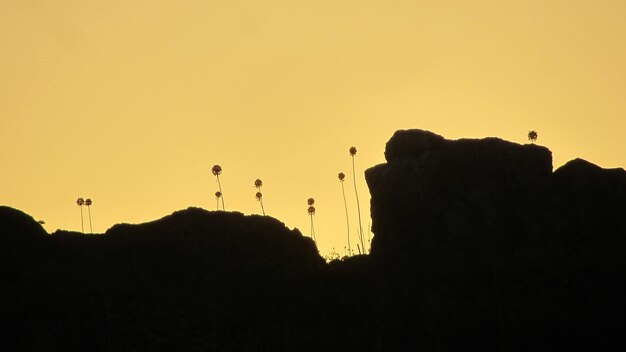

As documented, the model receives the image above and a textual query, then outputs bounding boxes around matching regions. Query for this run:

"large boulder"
[366,129,553,265]
[364,129,626,351]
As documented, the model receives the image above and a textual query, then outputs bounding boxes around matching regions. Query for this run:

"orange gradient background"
[2,0,625,255]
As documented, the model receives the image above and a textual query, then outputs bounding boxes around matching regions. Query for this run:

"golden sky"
[2,0,625,255]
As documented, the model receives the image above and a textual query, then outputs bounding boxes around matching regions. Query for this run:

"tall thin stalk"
[309,211,316,243]
[256,192,265,216]
[212,165,225,211]
[255,179,265,215]
[76,197,85,233]
[338,172,351,256]
[350,146,365,254]
[85,198,93,234]
[307,198,316,244]
[216,176,224,210]
[215,191,222,210]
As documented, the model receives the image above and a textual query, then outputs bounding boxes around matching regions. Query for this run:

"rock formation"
[365,129,626,350]
[2,129,626,351]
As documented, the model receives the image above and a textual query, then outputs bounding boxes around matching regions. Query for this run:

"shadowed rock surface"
[2,129,626,351]
[1,207,327,351]
[365,129,626,350]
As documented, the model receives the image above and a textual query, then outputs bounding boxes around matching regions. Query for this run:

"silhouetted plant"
[215,191,222,211]
[85,198,93,234]
[254,179,265,215]
[349,146,365,254]
[528,130,538,143]
[76,197,85,233]
[256,192,265,216]
[212,165,225,211]
[324,247,341,263]
[307,199,316,245]
[338,172,351,256]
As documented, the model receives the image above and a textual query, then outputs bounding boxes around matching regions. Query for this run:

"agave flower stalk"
[256,192,265,216]
[85,198,93,234]
[338,172,351,256]
[76,197,85,233]
[350,146,366,254]
[307,198,316,244]
[212,165,225,211]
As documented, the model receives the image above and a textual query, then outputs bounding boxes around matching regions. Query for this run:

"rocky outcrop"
[366,130,553,264]
[366,129,626,268]
[101,207,325,273]
[364,129,626,351]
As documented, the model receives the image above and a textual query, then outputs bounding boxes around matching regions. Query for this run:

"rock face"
[365,129,626,350]
[366,129,626,266]
[367,129,553,260]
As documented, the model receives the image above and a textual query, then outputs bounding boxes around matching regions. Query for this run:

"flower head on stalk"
[338,171,351,255]
[76,197,85,233]
[349,145,365,254]
[85,198,93,234]
[212,164,225,210]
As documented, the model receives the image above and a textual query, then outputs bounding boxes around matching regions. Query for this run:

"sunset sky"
[2,0,625,255]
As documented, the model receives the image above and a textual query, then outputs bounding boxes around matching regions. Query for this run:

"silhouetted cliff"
[365,129,626,350]
[2,129,626,351]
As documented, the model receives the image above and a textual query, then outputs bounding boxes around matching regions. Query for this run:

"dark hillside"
[2,129,626,351]
[1,207,325,350]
